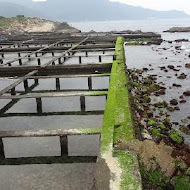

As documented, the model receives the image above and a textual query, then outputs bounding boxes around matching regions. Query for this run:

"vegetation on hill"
[0,16,80,34]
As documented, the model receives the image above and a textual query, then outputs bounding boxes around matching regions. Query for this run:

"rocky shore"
[164,27,190,33]
[0,16,80,35]
[125,38,190,189]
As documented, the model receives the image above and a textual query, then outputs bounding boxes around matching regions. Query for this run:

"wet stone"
[170,99,178,106]
[178,73,187,79]
[183,91,190,96]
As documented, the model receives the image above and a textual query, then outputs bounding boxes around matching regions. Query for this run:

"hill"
[0,16,80,34]
[0,0,189,21]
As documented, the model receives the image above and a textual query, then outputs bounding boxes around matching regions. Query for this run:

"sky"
[33,0,190,14]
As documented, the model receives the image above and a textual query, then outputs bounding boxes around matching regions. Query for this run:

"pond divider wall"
[95,37,142,190]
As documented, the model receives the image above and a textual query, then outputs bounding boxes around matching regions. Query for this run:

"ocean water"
[70,18,190,41]
[70,18,190,33]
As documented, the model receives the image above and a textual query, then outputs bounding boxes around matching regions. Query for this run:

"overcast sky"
[33,0,190,14]
[110,0,190,14]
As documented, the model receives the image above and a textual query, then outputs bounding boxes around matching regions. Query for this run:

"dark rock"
[183,91,190,96]
[175,46,181,50]
[154,101,168,108]
[174,107,180,111]
[167,106,175,112]
[175,39,189,42]
[180,100,187,104]
[168,65,175,69]
[146,110,153,117]
[156,89,166,95]
[173,83,182,87]
[170,99,178,105]
[185,63,190,68]
[160,66,166,70]
[178,73,187,79]
[180,126,190,135]
[143,67,149,71]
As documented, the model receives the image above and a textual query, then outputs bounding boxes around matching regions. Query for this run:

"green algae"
[174,175,190,190]
[147,119,157,127]
[169,131,184,143]
[140,164,170,189]
[99,37,142,189]
[125,38,154,45]
[152,129,163,137]
[115,150,142,190]
[101,37,135,153]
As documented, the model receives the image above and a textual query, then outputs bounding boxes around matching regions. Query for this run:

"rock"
[164,27,190,33]
[170,99,178,106]
[178,73,187,79]
[175,46,181,50]
[139,140,176,177]
[175,39,189,42]
[168,65,175,69]
[183,91,190,96]
[154,101,168,108]
[156,89,166,95]
[167,106,175,112]
[180,126,190,135]
[174,107,180,111]
[143,67,149,71]
[173,83,182,87]
[160,66,166,70]
[163,119,172,128]
[180,100,187,104]
[146,110,153,117]
[172,144,190,166]
[185,63,190,68]
[142,130,153,140]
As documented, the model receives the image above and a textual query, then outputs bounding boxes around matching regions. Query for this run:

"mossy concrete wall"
[95,37,142,190]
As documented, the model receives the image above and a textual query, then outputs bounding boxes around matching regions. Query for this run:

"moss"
[132,81,139,87]
[167,106,175,112]
[169,131,184,143]
[154,101,168,108]
[149,84,160,92]
[80,128,102,134]
[100,37,141,189]
[159,124,166,130]
[140,164,170,189]
[90,91,108,96]
[152,128,163,137]
[147,119,157,126]
[144,96,151,103]
[125,38,154,45]
[115,150,142,190]
[174,175,190,190]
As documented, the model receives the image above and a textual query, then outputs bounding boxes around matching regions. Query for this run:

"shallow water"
[125,41,190,144]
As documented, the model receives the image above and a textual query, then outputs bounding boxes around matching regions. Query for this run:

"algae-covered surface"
[99,37,142,190]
